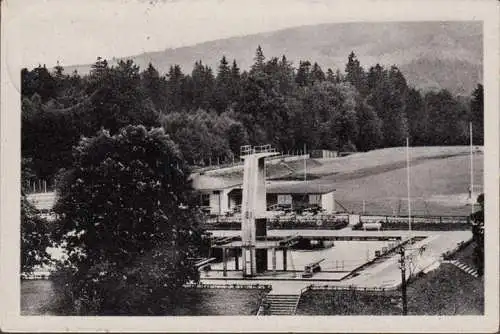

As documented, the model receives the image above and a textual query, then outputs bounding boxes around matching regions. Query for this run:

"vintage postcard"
[1,0,499,332]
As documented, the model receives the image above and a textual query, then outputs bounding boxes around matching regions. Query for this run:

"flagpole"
[470,121,474,213]
[304,143,307,182]
[407,137,411,232]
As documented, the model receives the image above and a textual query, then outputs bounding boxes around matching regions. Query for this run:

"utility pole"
[398,244,426,316]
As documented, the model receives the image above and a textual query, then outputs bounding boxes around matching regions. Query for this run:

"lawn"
[21,280,268,316]
[306,146,479,177]
[296,264,483,316]
[161,288,268,316]
[21,280,61,315]
[301,148,483,216]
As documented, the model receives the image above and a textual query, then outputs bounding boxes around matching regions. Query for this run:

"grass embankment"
[450,240,476,268]
[297,241,484,316]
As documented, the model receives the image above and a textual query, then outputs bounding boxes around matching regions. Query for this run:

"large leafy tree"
[21,158,52,274]
[161,110,236,165]
[355,99,382,151]
[424,89,468,145]
[52,125,205,315]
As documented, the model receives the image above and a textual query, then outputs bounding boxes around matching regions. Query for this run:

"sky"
[5,0,355,68]
[4,0,491,69]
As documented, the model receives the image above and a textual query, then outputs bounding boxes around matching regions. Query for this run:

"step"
[267,294,299,297]
[261,291,302,316]
[448,260,479,277]
[269,305,296,309]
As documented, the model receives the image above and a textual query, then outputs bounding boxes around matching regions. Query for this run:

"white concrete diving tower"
[240,144,280,277]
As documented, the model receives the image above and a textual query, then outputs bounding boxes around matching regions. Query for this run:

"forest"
[21,46,484,184]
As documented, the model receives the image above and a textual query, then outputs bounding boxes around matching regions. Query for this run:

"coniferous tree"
[274,55,296,95]
[166,65,187,112]
[326,68,335,82]
[250,45,266,78]
[296,61,312,87]
[345,52,367,96]
[229,59,241,102]
[213,56,232,113]
[189,61,215,110]
[141,63,167,113]
[310,62,326,84]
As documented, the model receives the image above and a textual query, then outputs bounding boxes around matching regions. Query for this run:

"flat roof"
[190,174,242,191]
[193,177,335,195]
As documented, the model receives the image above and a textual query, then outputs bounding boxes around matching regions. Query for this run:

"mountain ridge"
[63,21,482,96]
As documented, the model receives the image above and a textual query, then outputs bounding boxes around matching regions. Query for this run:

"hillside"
[64,21,482,95]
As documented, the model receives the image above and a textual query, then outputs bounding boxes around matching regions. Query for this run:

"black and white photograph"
[1,0,498,332]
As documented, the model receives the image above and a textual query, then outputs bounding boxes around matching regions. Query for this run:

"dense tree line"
[22,48,483,182]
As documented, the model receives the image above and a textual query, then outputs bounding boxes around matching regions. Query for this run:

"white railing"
[240,144,278,157]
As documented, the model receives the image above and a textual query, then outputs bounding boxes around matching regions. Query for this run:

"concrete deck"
[200,229,472,293]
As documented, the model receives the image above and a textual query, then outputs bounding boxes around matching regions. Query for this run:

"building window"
[201,193,210,207]
[309,194,321,205]
[277,194,292,205]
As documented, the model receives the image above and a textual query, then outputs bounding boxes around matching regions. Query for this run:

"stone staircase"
[259,294,301,315]
[447,260,479,278]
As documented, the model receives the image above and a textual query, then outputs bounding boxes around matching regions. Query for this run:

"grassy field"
[21,280,267,316]
[291,146,484,216]
[306,146,479,177]
[331,153,483,216]
[161,288,268,316]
